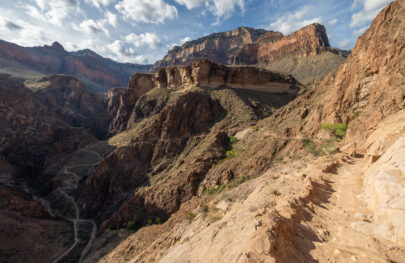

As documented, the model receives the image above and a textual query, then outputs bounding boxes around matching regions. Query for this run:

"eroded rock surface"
[153,24,343,71]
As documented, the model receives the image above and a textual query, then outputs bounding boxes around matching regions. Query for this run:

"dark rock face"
[153,24,334,70]
[0,40,152,91]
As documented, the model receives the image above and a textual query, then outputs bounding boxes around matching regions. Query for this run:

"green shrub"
[155,218,161,224]
[302,139,321,156]
[127,221,135,230]
[146,219,153,226]
[185,211,196,221]
[237,176,246,184]
[226,149,236,158]
[230,136,239,144]
[321,123,349,138]
[201,204,209,212]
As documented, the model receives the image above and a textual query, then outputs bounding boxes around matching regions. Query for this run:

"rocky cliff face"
[79,1,405,262]
[0,40,152,92]
[256,23,330,63]
[153,24,333,71]
[107,59,299,134]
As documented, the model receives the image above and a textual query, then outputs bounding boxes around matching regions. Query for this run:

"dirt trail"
[50,148,102,263]
[288,157,405,263]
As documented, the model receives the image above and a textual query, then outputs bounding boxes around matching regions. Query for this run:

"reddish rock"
[153,24,335,70]
[0,40,151,91]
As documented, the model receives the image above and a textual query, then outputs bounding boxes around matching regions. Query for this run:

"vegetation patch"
[185,211,196,221]
[321,123,349,139]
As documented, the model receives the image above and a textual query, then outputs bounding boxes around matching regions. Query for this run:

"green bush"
[201,204,209,212]
[185,211,196,221]
[321,123,349,138]
[155,218,161,224]
[146,219,153,226]
[237,176,246,184]
[230,136,239,144]
[226,149,236,158]
[127,221,135,230]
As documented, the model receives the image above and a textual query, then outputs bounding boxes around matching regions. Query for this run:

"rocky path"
[293,157,405,263]
[50,148,104,263]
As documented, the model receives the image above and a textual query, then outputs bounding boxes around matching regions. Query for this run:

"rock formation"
[1,1,404,262]
[153,24,342,71]
[0,40,152,92]
[79,1,405,262]
[106,59,299,134]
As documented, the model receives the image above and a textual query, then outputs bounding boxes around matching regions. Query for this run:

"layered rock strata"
[153,24,335,70]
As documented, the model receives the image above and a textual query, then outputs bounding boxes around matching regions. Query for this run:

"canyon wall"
[153,24,336,71]
[0,40,152,91]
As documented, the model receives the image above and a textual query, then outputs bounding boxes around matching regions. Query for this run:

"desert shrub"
[146,219,153,226]
[302,139,321,156]
[127,221,135,230]
[230,136,239,144]
[321,123,348,138]
[201,204,209,212]
[185,211,196,221]
[237,176,246,184]
[155,218,161,224]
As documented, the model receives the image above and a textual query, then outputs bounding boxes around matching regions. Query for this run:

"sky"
[0,0,394,64]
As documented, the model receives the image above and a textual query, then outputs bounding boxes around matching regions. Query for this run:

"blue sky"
[0,0,394,64]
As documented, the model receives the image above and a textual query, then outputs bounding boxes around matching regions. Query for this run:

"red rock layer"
[153,24,331,70]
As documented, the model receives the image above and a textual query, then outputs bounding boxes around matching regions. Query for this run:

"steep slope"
[0,75,105,262]
[0,40,152,92]
[81,1,405,262]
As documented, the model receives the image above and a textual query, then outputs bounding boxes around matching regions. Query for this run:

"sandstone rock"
[106,59,300,134]
[153,24,338,70]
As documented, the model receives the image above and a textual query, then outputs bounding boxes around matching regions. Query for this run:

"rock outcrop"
[106,59,300,134]
[153,24,338,71]
[353,110,405,246]
[0,40,152,92]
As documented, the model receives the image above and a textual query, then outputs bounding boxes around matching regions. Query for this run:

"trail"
[284,156,405,262]
[50,148,103,263]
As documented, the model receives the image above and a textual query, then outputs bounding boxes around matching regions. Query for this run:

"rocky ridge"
[0,40,152,92]
[153,23,343,71]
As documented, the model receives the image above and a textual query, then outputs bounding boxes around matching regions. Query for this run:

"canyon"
[152,23,350,85]
[0,40,152,92]
[0,1,404,263]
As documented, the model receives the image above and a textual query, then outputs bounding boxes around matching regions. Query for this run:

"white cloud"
[26,0,80,26]
[269,6,322,35]
[84,0,114,9]
[115,0,178,24]
[328,18,338,25]
[124,32,162,49]
[107,40,137,57]
[106,11,118,27]
[350,0,392,28]
[180,36,191,43]
[174,0,206,9]
[338,39,351,48]
[79,19,110,36]
[353,25,368,36]
[208,0,245,19]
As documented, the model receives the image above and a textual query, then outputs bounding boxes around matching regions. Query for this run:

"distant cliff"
[0,40,152,92]
[153,24,344,71]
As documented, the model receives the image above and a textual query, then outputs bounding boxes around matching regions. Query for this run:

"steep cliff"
[153,24,338,71]
[0,40,152,92]
[107,59,299,134]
